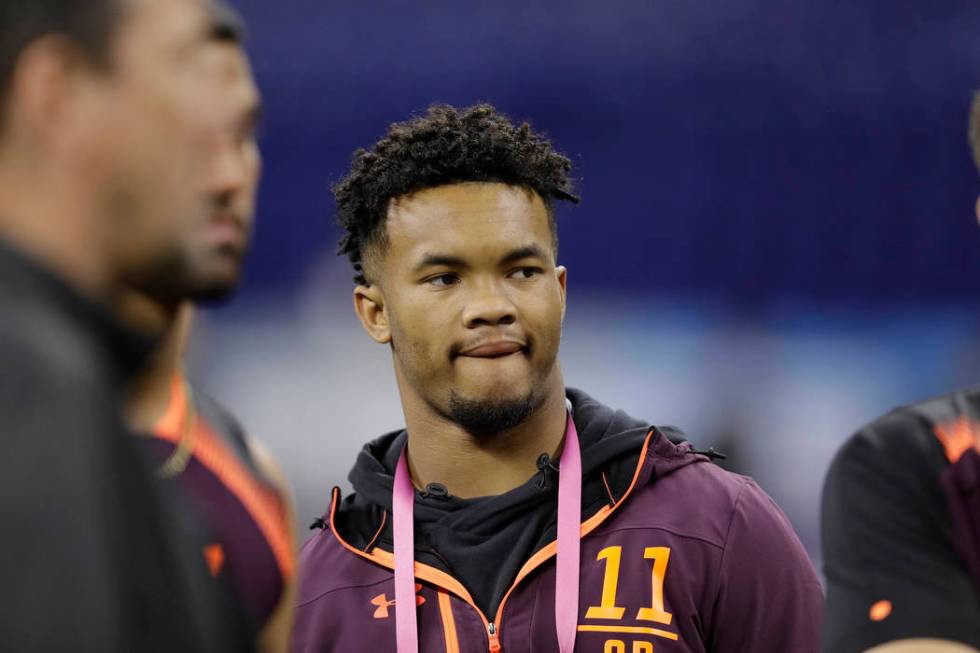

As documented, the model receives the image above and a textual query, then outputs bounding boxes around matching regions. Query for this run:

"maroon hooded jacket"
[293,390,822,652]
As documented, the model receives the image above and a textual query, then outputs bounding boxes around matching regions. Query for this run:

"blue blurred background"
[195,0,980,570]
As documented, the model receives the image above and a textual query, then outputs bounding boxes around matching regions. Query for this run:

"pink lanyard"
[393,413,582,652]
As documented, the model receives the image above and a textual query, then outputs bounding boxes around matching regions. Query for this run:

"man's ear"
[975,195,980,227]
[556,265,568,320]
[353,283,391,344]
[11,36,92,149]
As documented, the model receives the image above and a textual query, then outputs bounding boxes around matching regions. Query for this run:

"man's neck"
[124,301,191,434]
[399,372,569,499]
[0,167,112,300]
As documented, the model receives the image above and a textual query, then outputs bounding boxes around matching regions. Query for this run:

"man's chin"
[443,387,537,436]
[182,254,245,302]
[187,282,238,304]
[183,271,241,304]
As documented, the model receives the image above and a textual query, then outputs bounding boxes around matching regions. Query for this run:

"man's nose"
[461,281,518,328]
[204,138,248,198]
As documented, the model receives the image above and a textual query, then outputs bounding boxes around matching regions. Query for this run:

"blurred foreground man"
[118,12,296,651]
[293,104,823,652]
[0,0,254,649]
[820,97,980,653]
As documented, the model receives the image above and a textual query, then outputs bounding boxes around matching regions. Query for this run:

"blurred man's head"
[0,0,248,301]
[141,7,262,304]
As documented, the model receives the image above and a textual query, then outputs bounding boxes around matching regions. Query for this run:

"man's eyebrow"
[500,244,549,265]
[412,253,468,274]
[207,2,246,44]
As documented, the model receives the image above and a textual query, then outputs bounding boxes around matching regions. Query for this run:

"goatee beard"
[444,391,536,436]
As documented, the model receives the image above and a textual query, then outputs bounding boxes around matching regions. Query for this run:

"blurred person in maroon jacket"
[0,0,256,650]
[292,103,823,652]
[820,96,980,653]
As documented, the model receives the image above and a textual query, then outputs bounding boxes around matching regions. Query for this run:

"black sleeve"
[0,346,252,652]
[0,348,131,650]
[820,411,980,652]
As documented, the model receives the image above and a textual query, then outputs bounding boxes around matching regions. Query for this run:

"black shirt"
[821,389,980,652]
[0,239,251,652]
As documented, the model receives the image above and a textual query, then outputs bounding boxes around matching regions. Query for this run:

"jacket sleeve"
[709,479,824,652]
[0,351,128,650]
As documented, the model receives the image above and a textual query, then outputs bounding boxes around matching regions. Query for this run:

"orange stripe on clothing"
[153,377,295,581]
[934,416,980,464]
[437,590,460,653]
[154,374,186,436]
[600,471,615,504]
[327,488,484,616]
[365,510,388,552]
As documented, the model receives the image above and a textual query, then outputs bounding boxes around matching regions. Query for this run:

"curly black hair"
[334,103,579,285]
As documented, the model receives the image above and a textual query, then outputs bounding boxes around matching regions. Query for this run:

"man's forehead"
[386,182,550,247]
[116,0,212,56]
[126,0,208,29]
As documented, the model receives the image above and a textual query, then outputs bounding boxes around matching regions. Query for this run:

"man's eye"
[426,273,459,287]
[509,267,541,280]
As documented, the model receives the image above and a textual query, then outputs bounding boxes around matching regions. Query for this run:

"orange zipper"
[329,429,656,652]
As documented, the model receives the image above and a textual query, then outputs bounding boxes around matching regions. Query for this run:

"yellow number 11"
[585,546,673,626]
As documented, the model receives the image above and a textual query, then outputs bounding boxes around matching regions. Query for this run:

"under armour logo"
[371,584,426,619]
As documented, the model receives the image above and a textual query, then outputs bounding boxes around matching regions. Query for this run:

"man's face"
[169,43,261,301]
[81,0,249,300]
[360,182,567,434]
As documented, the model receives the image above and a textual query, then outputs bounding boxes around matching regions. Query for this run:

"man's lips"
[457,341,525,358]
[211,209,243,230]
[206,211,246,247]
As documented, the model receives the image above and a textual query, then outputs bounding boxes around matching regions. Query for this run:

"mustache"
[206,190,246,220]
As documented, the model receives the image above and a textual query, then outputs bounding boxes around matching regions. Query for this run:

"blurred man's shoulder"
[835,387,980,471]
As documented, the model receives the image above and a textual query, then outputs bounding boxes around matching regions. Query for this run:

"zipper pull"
[487,622,501,652]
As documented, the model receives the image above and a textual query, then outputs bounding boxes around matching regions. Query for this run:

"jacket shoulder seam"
[295,576,392,609]
[710,478,752,602]
[590,523,726,551]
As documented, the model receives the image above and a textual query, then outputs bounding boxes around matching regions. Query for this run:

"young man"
[293,104,823,652]
[118,16,297,652]
[819,98,980,653]
[0,0,252,650]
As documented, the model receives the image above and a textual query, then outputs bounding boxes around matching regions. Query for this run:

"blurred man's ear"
[4,35,106,160]
[975,196,980,226]
[13,37,91,137]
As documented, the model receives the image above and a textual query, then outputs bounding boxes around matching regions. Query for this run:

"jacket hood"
[345,387,702,518]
